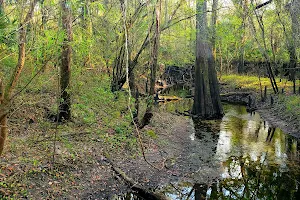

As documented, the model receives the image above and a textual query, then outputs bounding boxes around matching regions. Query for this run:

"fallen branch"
[104,156,169,200]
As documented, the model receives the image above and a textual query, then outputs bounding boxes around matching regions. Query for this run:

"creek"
[119,101,300,199]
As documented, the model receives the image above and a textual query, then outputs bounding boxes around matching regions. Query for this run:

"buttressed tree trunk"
[0,0,38,155]
[59,0,72,121]
[193,0,223,119]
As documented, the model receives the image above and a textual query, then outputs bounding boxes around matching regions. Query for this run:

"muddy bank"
[85,111,221,199]
[257,104,300,138]
[107,102,300,199]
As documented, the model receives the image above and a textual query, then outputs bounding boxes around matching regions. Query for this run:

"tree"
[249,0,279,94]
[193,0,223,119]
[59,0,72,121]
[111,0,192,92]
[149,1,161,95]
[288,0,299,94]
[232,0,249,74]
[0,0,38,155]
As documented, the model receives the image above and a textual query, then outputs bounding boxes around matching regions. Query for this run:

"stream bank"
[219,76,300,136]
[113,102,300,199]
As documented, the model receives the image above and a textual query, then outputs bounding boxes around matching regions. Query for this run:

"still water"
[123,103,300,199]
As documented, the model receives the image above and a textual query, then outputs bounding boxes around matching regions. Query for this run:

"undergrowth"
[0,67,141,199]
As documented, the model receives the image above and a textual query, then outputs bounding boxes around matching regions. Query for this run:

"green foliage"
[221,74,293,92]
[146,129,157,139]
[280,94,300,118]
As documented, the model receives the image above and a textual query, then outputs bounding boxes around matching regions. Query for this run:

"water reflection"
[216,104,299,166]
[163,104,300,199]
[118,103,300,199]
[158,98,193,114]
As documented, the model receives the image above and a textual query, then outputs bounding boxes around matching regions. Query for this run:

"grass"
[221,74,294,93]
[221,74,300,129]
[279,94,300,119]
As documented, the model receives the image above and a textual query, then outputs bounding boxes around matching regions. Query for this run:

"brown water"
[120,103,300,199]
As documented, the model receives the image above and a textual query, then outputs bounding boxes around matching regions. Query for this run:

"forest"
[0,0,300,199]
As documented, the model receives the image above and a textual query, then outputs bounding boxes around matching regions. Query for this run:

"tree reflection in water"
[118,104,300,199]
[160,155,300,200]
[162,104,300,199]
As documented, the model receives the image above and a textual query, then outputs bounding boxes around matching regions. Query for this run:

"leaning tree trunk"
[249,0,278,94]
[193,0,223,119]
[59,0,72,121]
[149,1,161,95]
[0,0,38,155]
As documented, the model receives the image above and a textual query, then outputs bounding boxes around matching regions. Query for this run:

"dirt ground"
[1,92,299,199]
[257,104,300,138]
[83,111,221,199]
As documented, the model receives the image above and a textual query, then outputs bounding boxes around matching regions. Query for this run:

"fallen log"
[220,92,252,105]
[104,157,169,200]
[221,92,257,111]
[158,95,181,102]
[183,92,257,111]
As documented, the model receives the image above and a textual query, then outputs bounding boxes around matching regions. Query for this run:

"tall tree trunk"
[59,0,72,121]
[289,0,299,94]
[0,0,4,12]
[0,0,38,155]
[0,79,7,156]
[149,1,161,95]
[211,0,218,59]
[232,0,248,74]
[193,0,223,119]
[249,1,278,94]
[240,0,248,74]
[81,0,93,68]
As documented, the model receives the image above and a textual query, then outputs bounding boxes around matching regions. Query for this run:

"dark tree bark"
[59,0,72,121]
[193,0,223,119]
[111,2,147,92]
[194,183,207,200]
